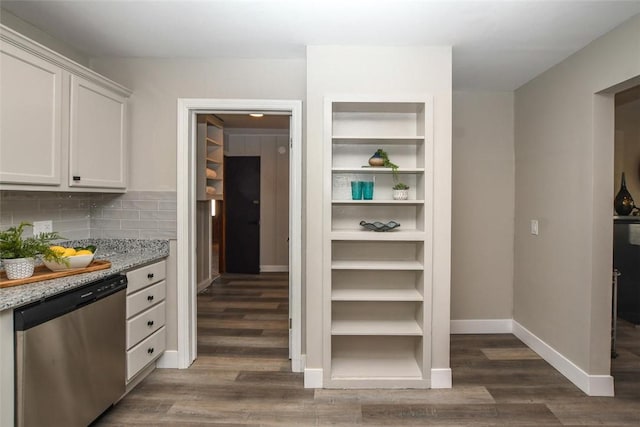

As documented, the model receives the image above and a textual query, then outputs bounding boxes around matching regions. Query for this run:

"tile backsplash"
[0,191,177,240]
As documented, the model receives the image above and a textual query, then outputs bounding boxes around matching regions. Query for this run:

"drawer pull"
[147,295,155,301]
[148,347,154,355]
[147,320,155,327]
[147,273,154,279]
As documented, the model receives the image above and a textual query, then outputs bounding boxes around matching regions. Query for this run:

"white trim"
[291,353,304,373]
[304,368,324,389]
[155,350,179,369]
[451,319,514,334]
[430,368,452,389]
[260,265,289,273]
[176,98,303,373]
[512,320,614,396]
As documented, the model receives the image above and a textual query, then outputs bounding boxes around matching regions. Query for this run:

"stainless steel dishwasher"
[14,274,127,427]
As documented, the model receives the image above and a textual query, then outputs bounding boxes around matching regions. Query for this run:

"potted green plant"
[0,222,66,280]
[392,182,410,200]
[370,149,399,175]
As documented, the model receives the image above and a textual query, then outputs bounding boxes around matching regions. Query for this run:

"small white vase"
[2,257,36,280]
[393,189,409,200]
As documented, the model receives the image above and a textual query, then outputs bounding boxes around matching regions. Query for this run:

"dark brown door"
[224,156,260,273]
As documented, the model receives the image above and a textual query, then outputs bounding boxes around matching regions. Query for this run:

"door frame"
[176,98,303,371]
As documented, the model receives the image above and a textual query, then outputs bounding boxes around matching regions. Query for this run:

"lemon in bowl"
[43,246,96,271]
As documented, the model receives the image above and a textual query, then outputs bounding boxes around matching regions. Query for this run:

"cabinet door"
[69,75,127,189]
[0,42,62,185]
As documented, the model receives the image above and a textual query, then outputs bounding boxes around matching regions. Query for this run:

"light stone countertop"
[0,239,169,311]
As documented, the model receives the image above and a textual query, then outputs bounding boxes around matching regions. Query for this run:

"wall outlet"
[33,220,53,237]
[530,219,539,236]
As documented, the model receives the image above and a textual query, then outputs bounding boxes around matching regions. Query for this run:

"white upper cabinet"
[0,42,62,185]
[69,75,127,189]
[0,25,131,192]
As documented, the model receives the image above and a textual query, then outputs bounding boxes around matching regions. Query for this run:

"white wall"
[225,129,290,270]
[305,46,452,377]
[452,91,514,320]
[514,13,640,383]
[90,57,305,351]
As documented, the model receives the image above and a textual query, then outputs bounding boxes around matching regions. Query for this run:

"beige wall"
[452,91,514,320]
[90,57,306,351]
[225,129,290,269]
[305,46,452,373]
[514,14,640,375]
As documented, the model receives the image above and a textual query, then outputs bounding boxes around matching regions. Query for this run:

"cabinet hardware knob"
[147,273,154,279]
[147,320,154,327]
[147,295,154,301]
[73,176,81,181]
[148,348,154,354]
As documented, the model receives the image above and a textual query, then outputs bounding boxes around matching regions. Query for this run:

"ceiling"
[2,0,640,90]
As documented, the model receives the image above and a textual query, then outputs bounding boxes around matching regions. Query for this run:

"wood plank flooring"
[95,273,640,426]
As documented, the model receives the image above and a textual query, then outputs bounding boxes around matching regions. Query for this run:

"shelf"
[326,97,430,388]
[332,167,424,173]
[331,260,423,270]
[332,199,424,205]
[332,101,425,114]
[206,137,222,146]
[332,288,423,301]
[332,319,422,336]
[332,136,424,144]
[331,355,423,379]
[197,114,224,201]
[331,230,426,241]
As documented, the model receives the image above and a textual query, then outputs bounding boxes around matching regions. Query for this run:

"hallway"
[96,273,640,426]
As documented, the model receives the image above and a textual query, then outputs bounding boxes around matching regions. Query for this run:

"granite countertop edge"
[1,239,170,311]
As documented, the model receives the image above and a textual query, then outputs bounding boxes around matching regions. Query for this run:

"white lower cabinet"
[127,327,166,381]
[125,260,167,383]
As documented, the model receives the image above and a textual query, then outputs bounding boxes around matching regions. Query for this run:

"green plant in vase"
[0,222,67,279]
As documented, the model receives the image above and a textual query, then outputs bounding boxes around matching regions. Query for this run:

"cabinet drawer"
[126,260,166,294]
[127,326,166,381]
[127,301,166,349]
[127,281,166,319]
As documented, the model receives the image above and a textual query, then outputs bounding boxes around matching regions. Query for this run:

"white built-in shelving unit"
[323,96,433,388]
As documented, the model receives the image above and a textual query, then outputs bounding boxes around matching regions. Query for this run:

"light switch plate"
[530,219,539,236]
[33,220,53,237]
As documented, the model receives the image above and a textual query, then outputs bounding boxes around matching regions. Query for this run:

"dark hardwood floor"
[96,273,640,426]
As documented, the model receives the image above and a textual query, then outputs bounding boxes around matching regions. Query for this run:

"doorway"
[176,99,303,372]
[611,84,640,390]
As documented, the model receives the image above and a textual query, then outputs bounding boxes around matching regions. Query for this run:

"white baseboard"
[512,320,614,397]
[451,319,513,334]
[304,368,323,388]
[431,368,452,388]
[260,265,289,272]
[156,350,179,369]
[292,354,305,373]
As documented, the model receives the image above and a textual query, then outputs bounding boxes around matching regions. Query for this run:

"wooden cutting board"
[0,260,112,289]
